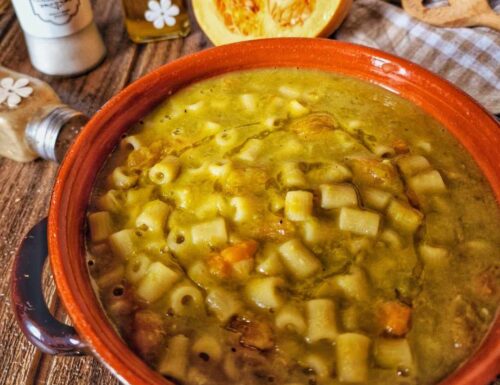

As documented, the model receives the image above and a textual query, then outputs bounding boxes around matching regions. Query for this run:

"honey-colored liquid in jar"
[122,0,190,43]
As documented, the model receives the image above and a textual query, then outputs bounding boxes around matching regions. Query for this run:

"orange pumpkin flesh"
[193,0,353,45]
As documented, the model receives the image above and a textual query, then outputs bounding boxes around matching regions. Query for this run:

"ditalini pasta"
[86,68,500,385]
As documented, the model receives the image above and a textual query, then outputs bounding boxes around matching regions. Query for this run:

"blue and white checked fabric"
[335,0,500,114]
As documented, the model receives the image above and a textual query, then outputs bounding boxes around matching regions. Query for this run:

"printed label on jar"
[30,0,81,25]
[11,0,94,38]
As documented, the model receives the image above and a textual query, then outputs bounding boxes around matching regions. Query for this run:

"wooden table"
[0,2,210,384]
[1,2,499,385]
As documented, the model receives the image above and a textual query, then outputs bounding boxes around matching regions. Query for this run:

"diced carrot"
[392,139,409,155]
[208,240,259,278]
[220,240,259,263]
[207,254,232,278]
[377,301,412,337]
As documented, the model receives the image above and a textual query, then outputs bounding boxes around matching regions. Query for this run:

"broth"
[86,69,499,385]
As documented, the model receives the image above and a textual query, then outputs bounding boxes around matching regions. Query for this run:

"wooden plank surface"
[0,1,210,384]
[1,2,497,385]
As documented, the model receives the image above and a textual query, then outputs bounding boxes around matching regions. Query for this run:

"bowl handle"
[10,218,87,355]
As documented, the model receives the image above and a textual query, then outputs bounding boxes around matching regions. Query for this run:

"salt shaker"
[0,66,87,163]
[11,0,106,77]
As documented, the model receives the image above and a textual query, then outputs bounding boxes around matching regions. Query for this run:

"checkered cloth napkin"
[335,0,500,115]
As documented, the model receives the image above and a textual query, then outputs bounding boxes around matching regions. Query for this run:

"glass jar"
[121,0,190,43]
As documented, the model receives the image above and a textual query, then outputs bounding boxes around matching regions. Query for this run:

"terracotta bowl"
[11,38,500,385]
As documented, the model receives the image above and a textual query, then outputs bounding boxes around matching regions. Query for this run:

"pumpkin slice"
[192,0,353,46]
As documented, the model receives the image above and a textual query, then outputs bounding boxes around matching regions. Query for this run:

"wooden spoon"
[401,0,500,31]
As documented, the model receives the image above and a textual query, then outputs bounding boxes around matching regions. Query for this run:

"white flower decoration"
[145,0,180,29]
[0,77,33,108]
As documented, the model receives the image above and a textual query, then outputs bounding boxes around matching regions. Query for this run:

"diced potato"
[191,217,228,247]
[108,229,139,260]
[136,262,180,303]
[320,184,358,209]
[338,207,380,237]
[386,200,423,233]
[285,190,313,221]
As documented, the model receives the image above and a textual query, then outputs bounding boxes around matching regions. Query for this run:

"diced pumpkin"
[221,240,259,263]
[377,301,412,337]
[349,157,404,194]
[208,240,259,278]
[192,0,353,46]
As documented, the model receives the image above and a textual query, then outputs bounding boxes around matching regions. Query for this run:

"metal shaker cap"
[25,105,88,162]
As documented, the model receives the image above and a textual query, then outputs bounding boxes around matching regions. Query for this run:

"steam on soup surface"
[87,69,499,385]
